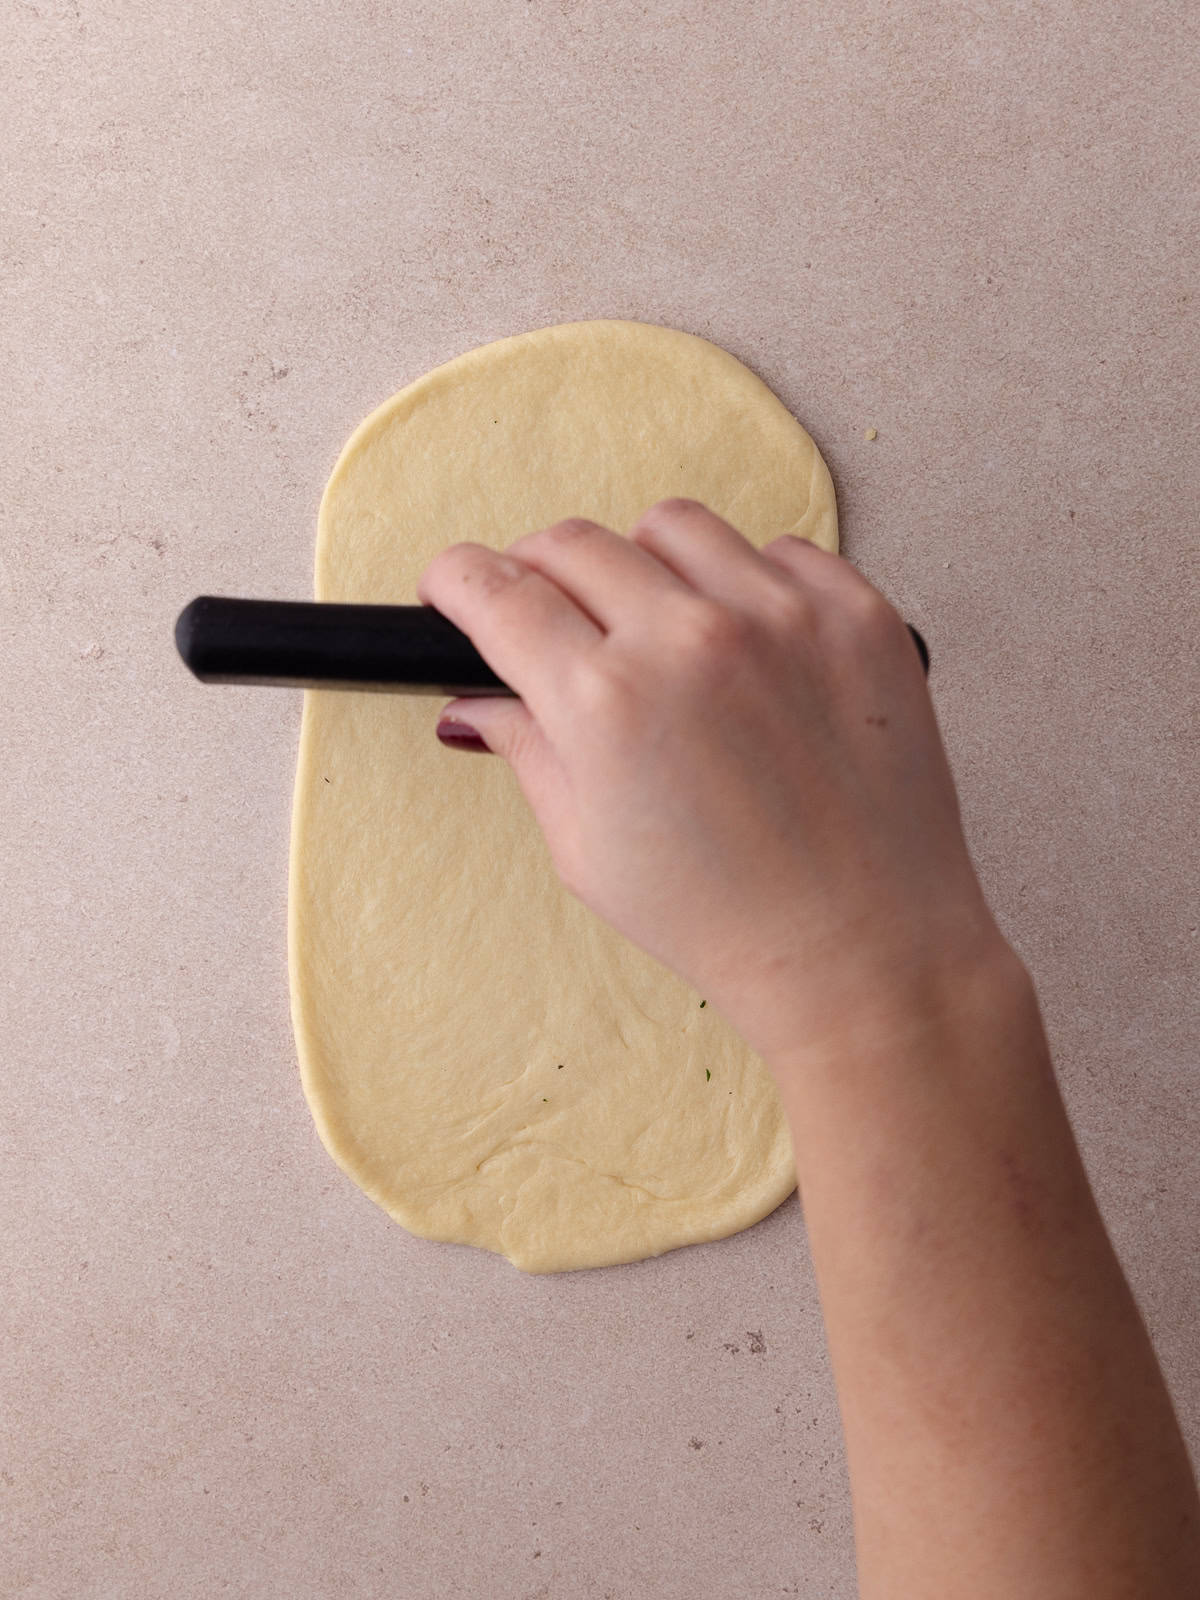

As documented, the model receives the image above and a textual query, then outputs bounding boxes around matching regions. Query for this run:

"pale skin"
[417,498,1200,1598]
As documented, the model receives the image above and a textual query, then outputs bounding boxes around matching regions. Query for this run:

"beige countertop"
[4,3,1197,1596]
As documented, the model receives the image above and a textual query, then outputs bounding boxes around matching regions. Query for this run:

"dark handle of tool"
[175,596,929,696]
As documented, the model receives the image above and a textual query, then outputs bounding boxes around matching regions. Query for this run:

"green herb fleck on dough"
[699,999,706,1008]
[705,1069,711,1082]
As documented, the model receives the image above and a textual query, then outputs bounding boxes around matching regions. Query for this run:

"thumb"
[435,695,520,756]
[435,696,570,835]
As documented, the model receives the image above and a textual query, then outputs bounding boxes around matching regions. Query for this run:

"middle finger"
[506,515,698,635]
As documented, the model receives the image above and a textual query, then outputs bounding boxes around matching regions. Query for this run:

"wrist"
[764,933,1059,1199]
[756,924,1035,1086]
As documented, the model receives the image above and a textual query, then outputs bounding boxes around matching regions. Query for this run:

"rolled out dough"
[289,320,838,1272]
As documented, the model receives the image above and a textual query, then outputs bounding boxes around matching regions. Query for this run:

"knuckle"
[509,517,601,561]
[421,542,510,604]
[419,541,472,586]
[656,496,704,516]
[763,581,815,635]
[545,515,602,542]
[663,600,753,693]
[469,552,527,599]
[640,496,713,534]
[848,585,899,635]
[761,534,819,579]
[838,586,911,661]
[570,658,637,726]
[674,598,748,658]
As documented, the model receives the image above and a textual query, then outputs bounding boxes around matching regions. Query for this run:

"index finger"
[416,541,603,714]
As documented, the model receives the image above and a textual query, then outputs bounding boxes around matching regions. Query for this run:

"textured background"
[3,2,1197,1596]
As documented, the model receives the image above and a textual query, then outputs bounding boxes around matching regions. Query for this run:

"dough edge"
[288,320,836,1272]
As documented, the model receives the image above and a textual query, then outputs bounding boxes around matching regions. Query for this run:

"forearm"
[770,940,1200,1599]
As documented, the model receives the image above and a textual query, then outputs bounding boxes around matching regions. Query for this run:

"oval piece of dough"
[289,320,838,1273]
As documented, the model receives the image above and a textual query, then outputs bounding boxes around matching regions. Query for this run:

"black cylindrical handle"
[175,597,514,696]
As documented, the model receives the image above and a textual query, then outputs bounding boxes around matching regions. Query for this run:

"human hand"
[417,500,1002,1065]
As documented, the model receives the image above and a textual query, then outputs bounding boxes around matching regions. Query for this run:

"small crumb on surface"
[864,427,877,441]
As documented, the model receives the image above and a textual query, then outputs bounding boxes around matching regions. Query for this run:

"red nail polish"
[437,719,489,753]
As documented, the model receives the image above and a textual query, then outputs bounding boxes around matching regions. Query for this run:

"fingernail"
[436,718,490,753]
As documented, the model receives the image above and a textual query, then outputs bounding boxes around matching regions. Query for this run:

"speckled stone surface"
[3,3,1197,1596]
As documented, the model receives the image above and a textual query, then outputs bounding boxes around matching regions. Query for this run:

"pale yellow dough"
[289,320,838,1273]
